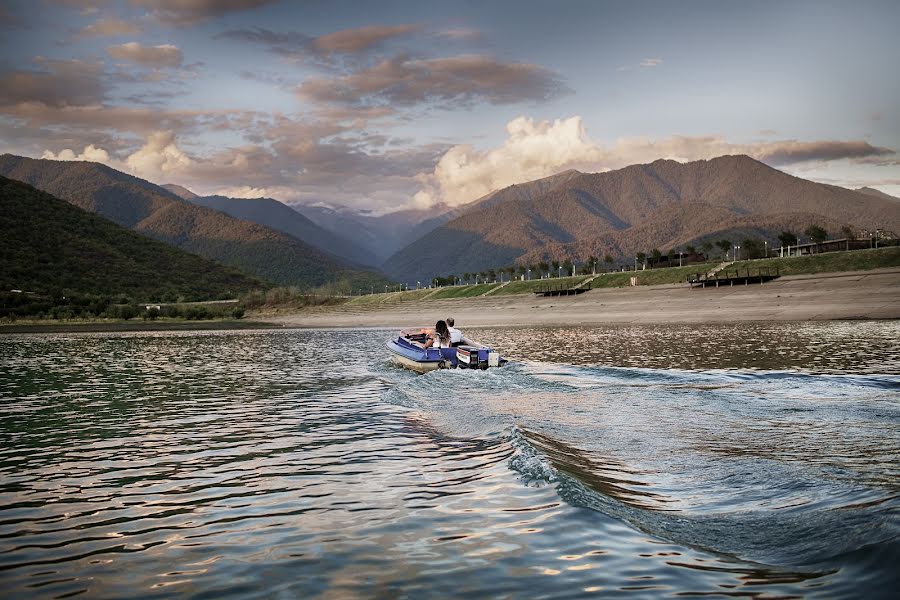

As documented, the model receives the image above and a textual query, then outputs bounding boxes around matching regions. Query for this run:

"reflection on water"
[0,323,898,598]
[479,321,900,373]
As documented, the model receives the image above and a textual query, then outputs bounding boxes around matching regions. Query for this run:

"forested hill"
[0,176,265,301]
[0,154,390,291]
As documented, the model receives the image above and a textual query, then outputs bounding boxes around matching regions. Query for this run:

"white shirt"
[448,327,462,344]
[431,336,451,348]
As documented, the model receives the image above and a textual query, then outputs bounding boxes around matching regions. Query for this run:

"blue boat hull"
[385,338,457,373]
[385,330,506,374]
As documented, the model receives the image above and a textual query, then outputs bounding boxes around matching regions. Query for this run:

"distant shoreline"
[3,268,897,335]
[0,319,280,335]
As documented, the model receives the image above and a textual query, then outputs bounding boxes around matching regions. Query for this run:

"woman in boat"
[428,320,452,348]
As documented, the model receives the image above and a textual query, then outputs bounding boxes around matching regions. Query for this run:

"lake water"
[1,322,898,598]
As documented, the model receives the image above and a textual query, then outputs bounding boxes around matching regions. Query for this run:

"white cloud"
[36,120,897,216]
[413,116,603,208]
[124,130,194,179]
[41,132,195,182]
[215,185,300,201]
[41,144,110,162]
[617,57,663,72]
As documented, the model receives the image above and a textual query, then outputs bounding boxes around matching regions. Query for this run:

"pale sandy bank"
[259,268,900,329]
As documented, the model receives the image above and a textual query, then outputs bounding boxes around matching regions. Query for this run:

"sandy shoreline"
[261,267,900,329]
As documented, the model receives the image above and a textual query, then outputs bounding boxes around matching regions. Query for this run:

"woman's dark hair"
[435,320,450,343]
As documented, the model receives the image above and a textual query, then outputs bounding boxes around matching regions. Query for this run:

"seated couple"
[427,317,463,349]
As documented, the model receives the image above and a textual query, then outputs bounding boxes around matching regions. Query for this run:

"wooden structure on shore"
[688,266,780,288]
[533,283,589,296]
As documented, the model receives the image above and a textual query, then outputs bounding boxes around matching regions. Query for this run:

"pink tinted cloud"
[130,0,278,26]
[298,54,567,107]
[312,24,420,53]
[107,42,183,67]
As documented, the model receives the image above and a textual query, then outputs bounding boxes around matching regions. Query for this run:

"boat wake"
[381,358,900,575]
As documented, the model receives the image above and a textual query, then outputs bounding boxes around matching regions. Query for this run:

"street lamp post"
[734,245,740,261]
[679,252,683,267]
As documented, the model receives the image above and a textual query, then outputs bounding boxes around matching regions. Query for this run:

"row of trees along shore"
[424,224,881,288]
[0,290,247,322]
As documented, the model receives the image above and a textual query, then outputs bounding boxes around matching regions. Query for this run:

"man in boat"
[447,317,463,346]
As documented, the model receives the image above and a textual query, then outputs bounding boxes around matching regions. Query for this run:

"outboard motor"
[456,345,501,370]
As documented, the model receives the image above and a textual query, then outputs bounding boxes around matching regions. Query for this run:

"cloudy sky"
[1,0,898,213]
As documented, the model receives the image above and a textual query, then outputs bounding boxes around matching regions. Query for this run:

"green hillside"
[0,176,266,303]
[0,154,391,291]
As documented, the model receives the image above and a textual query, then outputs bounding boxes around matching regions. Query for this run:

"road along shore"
[260,268,900,329]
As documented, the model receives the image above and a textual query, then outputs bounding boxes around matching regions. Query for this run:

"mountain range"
[4,152,898,291]
[295,203,458,264]
[1,176,263,300]
[289,170,585,265]
[0,154,387,291]
[381,155,900,282]
[161,185,375,267]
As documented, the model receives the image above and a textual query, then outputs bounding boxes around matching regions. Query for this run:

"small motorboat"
[386,328,507,374]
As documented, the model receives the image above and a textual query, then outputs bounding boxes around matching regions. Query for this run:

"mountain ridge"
[296,203,460,264]
[382,155,900,282]
[0,154,389,291]
[162,183,199,200]
[0,175,264,300]
[294,169,586,263]
[856,186,900,202]
[162,188,377,267]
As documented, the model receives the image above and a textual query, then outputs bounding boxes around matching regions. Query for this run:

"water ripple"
[1,325,898,598]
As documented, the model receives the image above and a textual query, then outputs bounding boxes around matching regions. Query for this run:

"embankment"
[260,268,900,328]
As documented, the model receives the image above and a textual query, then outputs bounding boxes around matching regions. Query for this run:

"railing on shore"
[687,266,780,288]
